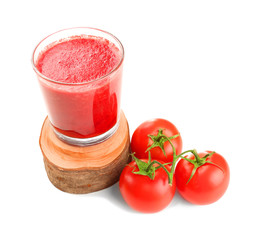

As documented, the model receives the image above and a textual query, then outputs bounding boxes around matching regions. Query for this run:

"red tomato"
[119,159,176,213]
[175,151,230,205]
[131,119,182,163]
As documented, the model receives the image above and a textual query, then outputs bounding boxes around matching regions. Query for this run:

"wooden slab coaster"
[39,111,131,194]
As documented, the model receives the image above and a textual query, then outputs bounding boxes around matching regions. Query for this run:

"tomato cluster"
[119,119,230,213]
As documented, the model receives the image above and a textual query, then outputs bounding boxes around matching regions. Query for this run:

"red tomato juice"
[35,36,123,138]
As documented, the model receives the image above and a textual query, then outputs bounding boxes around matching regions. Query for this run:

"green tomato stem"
[146,160,173,185]
[144,129,218,185]
[156,134,194,184]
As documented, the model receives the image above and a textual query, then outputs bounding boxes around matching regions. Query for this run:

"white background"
[1,0,263,239]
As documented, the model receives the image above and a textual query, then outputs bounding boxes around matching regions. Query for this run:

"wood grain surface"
[39,111,131,194]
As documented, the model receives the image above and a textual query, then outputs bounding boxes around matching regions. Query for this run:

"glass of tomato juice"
[32,27,124,146]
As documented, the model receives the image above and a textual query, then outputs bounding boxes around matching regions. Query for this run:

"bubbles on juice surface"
[36,36,121,84]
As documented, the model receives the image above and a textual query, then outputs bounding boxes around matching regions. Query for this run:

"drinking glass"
[32,27,124,146]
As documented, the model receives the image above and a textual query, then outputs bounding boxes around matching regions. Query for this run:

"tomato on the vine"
[131,119,182,163]
[175,151,230,205]
[119,158,176,213]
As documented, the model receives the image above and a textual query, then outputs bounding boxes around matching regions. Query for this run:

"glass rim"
[31,27,124,86]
